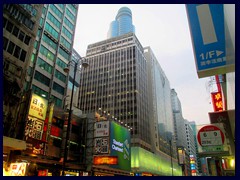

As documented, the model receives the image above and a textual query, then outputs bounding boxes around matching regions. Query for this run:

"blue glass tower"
[107,7,135,38]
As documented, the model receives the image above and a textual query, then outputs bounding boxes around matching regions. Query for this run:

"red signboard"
[211,91,223,112]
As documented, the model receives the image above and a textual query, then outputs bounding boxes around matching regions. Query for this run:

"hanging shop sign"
[211,91,223,112]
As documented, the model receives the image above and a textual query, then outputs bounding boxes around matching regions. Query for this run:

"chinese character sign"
[95,121,109,137]
[29,94,48,120]
[211,91,223,112]
[25,116,44,140]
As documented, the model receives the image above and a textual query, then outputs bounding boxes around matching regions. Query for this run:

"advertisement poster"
[109,121,131,171]
[9,163,27,176]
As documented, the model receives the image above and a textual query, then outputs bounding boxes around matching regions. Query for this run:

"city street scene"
[3,4,235,176]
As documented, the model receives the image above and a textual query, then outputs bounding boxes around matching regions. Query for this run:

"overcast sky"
[73,4,217,125]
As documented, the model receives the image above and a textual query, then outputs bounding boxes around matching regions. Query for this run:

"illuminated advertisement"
[93,156,118,165]
[9,163,27,176]
[29,93,48,120]
[109,121,131,171]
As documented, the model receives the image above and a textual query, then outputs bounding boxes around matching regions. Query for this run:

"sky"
[73,4,217,125]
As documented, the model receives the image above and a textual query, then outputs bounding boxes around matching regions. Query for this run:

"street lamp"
[62,57,89,176]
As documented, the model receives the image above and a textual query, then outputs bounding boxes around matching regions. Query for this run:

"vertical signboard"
[186,4,234,78]
[94,121,110,154]
[24,93,48,155]
[211,91,223,112]
[29,93,48,120]
[95,121,109,137]
[109,121,131,171]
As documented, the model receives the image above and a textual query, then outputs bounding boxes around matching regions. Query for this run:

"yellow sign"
[29,94,48,120]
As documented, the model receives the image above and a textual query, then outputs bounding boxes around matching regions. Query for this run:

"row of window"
[19,4,37,17]
[45,22,59,40]
[32,83,63,108]
[38,34,70,63]
[87,37,134,55]
[3,17,31,46]
[3,37,27,62]
[49,4,63,19]
[3,4,35,30]
[34,70,66,95]
[48,12,61,28]
[61,36,71,50]
[42,33,57,49]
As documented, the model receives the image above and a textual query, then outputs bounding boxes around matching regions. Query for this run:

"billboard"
[109,121,131,171]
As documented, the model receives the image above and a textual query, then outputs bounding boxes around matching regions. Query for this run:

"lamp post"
[62,57,89,176]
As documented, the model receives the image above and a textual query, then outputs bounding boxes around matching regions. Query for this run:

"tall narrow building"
[26,4,78,107]
[107,7,135,38]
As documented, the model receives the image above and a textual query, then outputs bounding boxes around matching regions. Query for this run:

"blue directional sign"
[186,4,227,78]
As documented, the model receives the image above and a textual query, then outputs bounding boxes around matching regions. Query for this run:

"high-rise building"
[144,47,182,175]
[171,89,187,148]
[3,3,43,152]
[78,33,182,175]
[80,32,150,149]
[107,7,135,38]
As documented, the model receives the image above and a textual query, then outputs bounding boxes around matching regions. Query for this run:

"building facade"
[26,4,78,107]
[3,3,43,156]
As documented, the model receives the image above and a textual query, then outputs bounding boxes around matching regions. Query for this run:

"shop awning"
[3,136,26,153]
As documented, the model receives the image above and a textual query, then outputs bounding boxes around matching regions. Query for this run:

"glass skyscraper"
[107,7,135,38]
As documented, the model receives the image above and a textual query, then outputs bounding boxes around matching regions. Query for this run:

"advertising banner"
[109,121,131,171]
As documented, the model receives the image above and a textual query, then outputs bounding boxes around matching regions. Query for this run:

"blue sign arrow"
[186,4,226,77]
